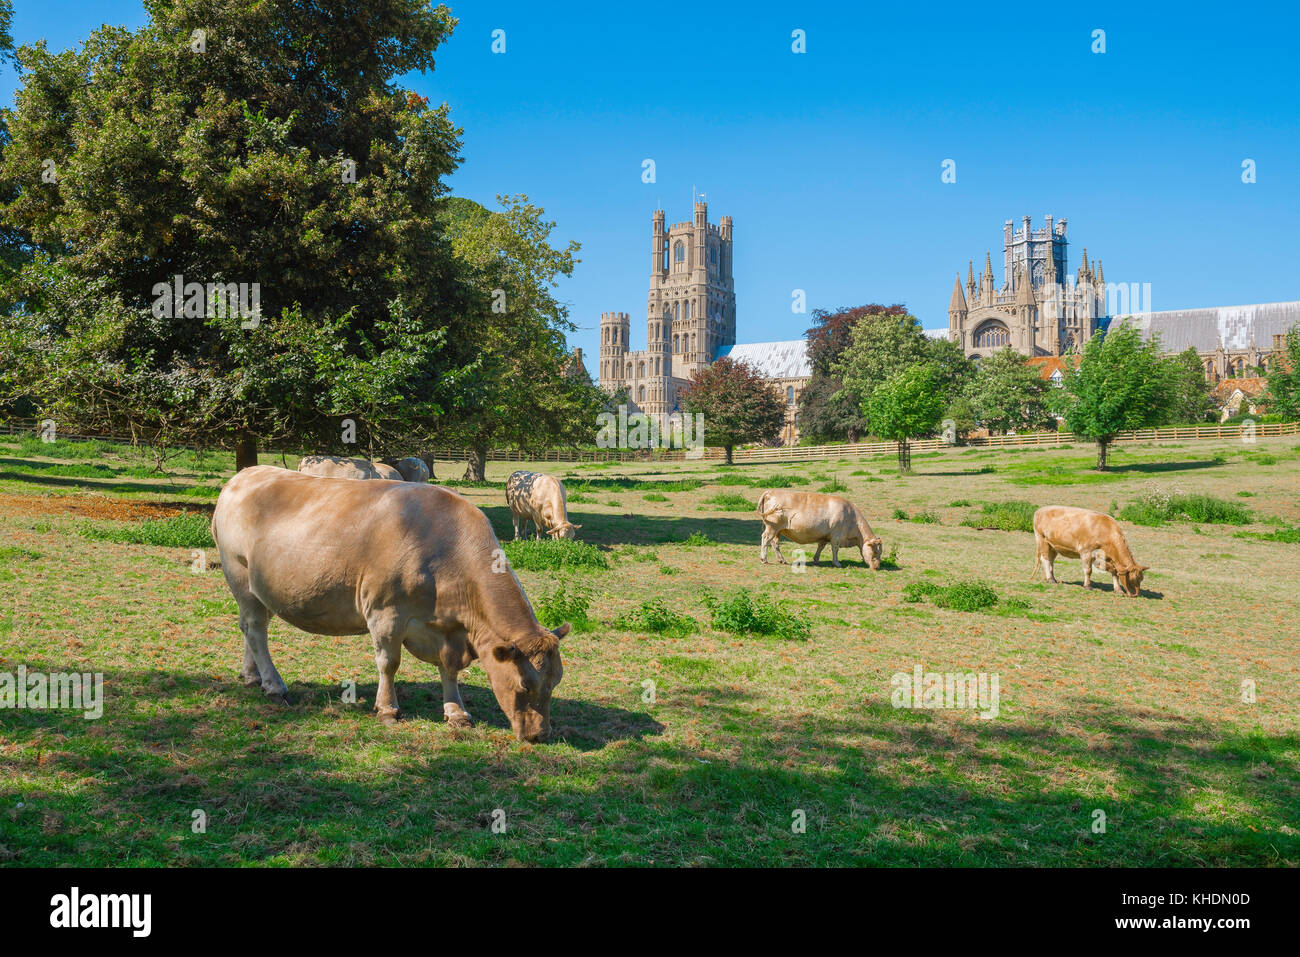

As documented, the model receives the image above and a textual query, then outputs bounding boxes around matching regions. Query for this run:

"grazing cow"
[298,455,382,480]
[393,457,432,484]
[372,462,403,480]
[1030,505,1149,597]
[211,466,567,741]
[756,489,883,569]
[506,470,580,540]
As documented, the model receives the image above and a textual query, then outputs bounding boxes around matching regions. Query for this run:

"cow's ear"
[572,524,583,530]
[492,644,522,663]
[552,623,571,640]
[1138,565,1150,572]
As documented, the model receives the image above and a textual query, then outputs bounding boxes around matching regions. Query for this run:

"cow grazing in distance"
[394,457,432,483]
[756,489,883,569]
[506,470,581,540]
[298,455,383,480]
[211,466,567,742]
[1030,505,1149,597]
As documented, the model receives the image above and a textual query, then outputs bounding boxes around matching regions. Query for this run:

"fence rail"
[2,419,1295,467]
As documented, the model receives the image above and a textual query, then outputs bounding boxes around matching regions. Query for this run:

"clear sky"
[6,2,1298,374]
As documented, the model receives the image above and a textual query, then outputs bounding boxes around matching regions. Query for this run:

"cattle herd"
[209,455,1148,741]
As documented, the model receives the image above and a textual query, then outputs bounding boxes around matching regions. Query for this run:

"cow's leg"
[813,542,827,565]
[759,528,771,563]
[438,662,473,728]
[831,542,842,568]
[512,512,522,540]
[1082,550,1093,588]
[238,599,289,703]
[368,620,404,724]
[1042,548,1058,583]
[771,534,788,564]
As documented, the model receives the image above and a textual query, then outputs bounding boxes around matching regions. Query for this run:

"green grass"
[903,580,1001,612]
[501,538,609,571]
[1119,492,1253,527]
[703,492,754,512]
[961,500,1038,533]
[533,582,593,632]
[612,598,698,638]
[702,589,812,640]
[77,513,214,548]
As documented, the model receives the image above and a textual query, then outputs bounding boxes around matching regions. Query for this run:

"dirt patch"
[0,492,208,522]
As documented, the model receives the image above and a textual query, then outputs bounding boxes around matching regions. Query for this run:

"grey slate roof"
[715,340,812,379]
[1116,300,1300,352]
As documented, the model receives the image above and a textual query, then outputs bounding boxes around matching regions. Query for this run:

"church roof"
[1116,301,1300,353]
[715,340,812,379]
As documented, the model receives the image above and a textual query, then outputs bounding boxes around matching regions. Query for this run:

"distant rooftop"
[1116,300,1300,353]
[715,340,811,379]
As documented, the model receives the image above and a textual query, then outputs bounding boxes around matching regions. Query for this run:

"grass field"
[1,434,1297,866]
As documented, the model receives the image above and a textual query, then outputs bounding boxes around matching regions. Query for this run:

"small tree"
[1265,325,1300,420]
[1054,323,1173,470]
[1164,347,1216,424]
[681,357,785,464]
[967,347,1052,434]
[863,363,945,473]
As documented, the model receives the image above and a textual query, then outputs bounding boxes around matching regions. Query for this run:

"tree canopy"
[681,357,785,464]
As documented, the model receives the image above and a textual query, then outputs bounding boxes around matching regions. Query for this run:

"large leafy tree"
[1053,323,1174,469]
[834,311,972,437]
[798,303,905,442]
[0,0,475,468]
[1264,326,1300,421]
[437,195,606,481]
[681,357,785,464]
[863,362,945,473]
[967,347,1052,434]
[1164,346,1216,424]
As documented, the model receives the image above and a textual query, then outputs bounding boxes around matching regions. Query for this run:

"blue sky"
[6,2,1298,373]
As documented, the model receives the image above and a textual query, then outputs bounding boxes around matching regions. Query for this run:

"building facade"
[598,202,810,443]
[949,215,1106,360]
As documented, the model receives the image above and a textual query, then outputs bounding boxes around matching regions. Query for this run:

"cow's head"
[482,624,567,742]
[1113,563,1148,597]
[864,536,884,571]
[549,522,581,540]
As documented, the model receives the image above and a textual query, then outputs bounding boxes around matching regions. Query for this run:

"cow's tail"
[1028,526,1043,580]
[756,490,771,517]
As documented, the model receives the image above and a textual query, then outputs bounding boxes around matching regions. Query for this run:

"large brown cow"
[211,466,566,741]
[1030,505,1149,597]
[756,489,883,569]
[505,470,580,540]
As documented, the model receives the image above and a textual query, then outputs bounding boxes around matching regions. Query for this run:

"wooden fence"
[3,419,1296,467]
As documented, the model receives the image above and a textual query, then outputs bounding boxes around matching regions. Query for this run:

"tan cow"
[211,466,567,742]
[372,462,403,480]
[506,470,580,540]
[297,455,383,480]
[756,489,883,569]
[1030,505,1149,597]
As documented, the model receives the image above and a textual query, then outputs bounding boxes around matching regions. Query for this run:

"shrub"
[613,598,697,638]
[1236,525,1300,544]
[502,538,608,571]
[878,544,902,570]
[643,492,668,502]
[1119,488,1252,526]
[910,510,940,524]
[903,580,1000,612]
[961,500,1037,533]
[533,582,592,632]
[705,492,753,512]
[680,531,713,546]
[78,513,214,548]
[702,589,811,640]
[761,474,810,488]
[892,507,909,520]
[819,477,848,493]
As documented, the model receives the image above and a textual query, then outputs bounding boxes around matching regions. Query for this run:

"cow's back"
[213,467,493,635]
[1034,505,1122,551]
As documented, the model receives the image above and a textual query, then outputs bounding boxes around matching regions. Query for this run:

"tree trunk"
[724,444,734,465]
[897,439,911,474]
[463,444,487,482]
[847,427,858,443]
[234,432,258,471]
[1096,438,1110,471]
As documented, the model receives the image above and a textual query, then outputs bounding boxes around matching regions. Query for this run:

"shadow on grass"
[480,504,762,547]
[1107,459,1224,475]
[1,659,1295,865]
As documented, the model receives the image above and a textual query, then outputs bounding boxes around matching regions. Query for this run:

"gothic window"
[639,361,646,378]
[673,241,685,263]
[663,240,669,271]
[673,302,679,320]
[685,301,691,320]
[639,385,646,403]
[710,245,718,264]
[786,386,795,407]
[626,362,632,378]
[973,320,1011,349]
[673,335,679,352]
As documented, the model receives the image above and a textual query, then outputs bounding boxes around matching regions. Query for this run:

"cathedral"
[598,202,810,444]
[948,215,1106,360]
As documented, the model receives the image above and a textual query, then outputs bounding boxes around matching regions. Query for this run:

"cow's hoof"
[267,691,293,707]
[377,709,401,726]
[446,712,474,729]
[241,673,261,688]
